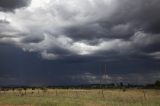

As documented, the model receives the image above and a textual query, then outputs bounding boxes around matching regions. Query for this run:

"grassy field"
[0,89,160,106]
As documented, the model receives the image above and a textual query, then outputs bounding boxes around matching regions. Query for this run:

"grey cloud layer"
[1,0,160,85]
[0,0,160,60]
[0,0,31,12]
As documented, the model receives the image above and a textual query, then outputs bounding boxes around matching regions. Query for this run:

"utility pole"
[100,64,107,99]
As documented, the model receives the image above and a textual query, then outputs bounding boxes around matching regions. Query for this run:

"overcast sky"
[0,0,160,86]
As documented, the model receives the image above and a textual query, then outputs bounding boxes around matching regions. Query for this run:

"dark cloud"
[0,19,9,24]
[59,0,160,62]
[21,35,44,43]
[113,0,160,34]
[0,44,159,86]
[0,0,31,12]
[0,0,160,85]
[64,0,160,40]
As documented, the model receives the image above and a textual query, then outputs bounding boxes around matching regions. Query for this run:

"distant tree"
[118,82,126,92]
[120,82,124,87]
[155,80,160,87]
[32,87,35,90]
[12,88,15,92]
[1,88,6,94]
[18,88,23,96]
[155,80,160,86]
[23,87,27,95]
[37,88,40,94]
[41,87,48,94]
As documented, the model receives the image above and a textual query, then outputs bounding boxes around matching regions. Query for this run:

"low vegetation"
[0,81,159,106]
[0,88,160,106]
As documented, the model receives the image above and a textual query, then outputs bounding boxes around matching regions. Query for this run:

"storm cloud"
[0,0,31,12]
[0,0,160,85]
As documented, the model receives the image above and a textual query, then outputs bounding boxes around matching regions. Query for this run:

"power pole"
[100,64,107,99]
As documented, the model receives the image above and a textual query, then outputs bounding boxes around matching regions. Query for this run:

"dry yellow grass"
[0,89,160,106]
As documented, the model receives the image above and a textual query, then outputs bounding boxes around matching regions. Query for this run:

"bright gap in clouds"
[29,0,113,9]
[29,0,50,9]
